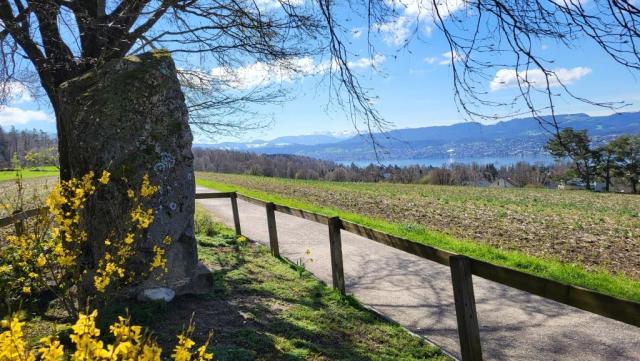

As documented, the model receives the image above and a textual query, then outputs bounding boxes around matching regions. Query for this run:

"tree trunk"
[55,50,211,299]
[605,159,611,192]
[51,97,74,182]
[583,162,592,190]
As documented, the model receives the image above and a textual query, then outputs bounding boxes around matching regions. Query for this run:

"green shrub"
[194,208,218,237]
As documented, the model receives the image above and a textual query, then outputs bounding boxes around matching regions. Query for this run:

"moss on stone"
[56,50,198,297]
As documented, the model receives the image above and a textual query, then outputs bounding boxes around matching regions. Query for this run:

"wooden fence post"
[265,202,280,257]
[12,209,24,236]
[230,193,241,236]
[450,255,483,361]
[328,216,346,295]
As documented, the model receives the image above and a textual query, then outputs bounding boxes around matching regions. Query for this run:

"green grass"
[18,209,448,361]
[190,219,448,360]
[0,166,59,181]
[196,175,640,304]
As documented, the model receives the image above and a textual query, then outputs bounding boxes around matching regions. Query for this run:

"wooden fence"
[196,192,640,361]
[2,191,639,361]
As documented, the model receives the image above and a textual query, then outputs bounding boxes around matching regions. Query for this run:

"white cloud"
[388,0,466,19]
[210,54,385,89]
[490,67,592,91]
[351,27,364,39]
[423,51,465,66]
[375,0,466,45]
[178,68,220,90]
[3,82,33,104]
[211,57,319,89]
[0,106,51,127]
[374,17,411,46]
[347,54,386,69]
[253,0,304,11]
[424,56,438,64]
[438,50,465,65]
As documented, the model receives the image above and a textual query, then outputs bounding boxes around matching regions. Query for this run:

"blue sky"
[199,29,640,142]
[2,1,639,143]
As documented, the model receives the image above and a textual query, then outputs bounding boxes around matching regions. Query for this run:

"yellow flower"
[150,246,166,270]
[0,318,36,361]
[98,170,111,184]
[70,310,100,338]
[94,274,111,292]
[36,255,47,267]
[127,189,136,199]
[124,233,135,245]
[131,206,154,229]
[0,309,214,361]
[142,344,163,359]
[196,335,213,361]
[140,174,159,198]
[22,286,31,294]
[172,335,196,361]
[110,316,142,344]
[38,337,64,361]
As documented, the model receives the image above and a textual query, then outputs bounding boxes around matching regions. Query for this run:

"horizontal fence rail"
[2,190,639,360]
[340,220,454,267]
[468,258,640,326]
[236,194,331,225]
[194,192,237,199]
[0,207,47,228]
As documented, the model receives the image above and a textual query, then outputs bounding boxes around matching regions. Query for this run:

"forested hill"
[0,126,57,167]
[199,112,640,161]
[193,148,571,187]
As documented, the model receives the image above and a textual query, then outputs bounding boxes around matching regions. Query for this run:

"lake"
[337,155,556,167]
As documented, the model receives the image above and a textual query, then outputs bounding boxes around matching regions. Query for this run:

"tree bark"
[582,161,592,190]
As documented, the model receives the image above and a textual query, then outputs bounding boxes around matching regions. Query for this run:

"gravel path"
[196,186,640,361]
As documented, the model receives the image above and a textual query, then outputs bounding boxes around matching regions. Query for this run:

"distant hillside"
[196,133,350,151]
[199,112,640,161]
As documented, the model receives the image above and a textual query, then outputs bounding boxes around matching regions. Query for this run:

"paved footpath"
[196,186,640,361]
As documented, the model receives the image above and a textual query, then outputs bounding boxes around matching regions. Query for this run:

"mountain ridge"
[196,112,640,161]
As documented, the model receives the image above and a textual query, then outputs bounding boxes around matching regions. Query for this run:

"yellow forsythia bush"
[0,309,213,360]
[0,170,170,317]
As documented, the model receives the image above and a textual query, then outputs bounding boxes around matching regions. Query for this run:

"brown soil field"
[198,172,640,280]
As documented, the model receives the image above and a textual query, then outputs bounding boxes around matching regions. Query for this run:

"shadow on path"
[197,189,640,361]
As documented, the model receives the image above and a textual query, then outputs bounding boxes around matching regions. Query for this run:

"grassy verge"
[196,177,640,303]
[19,209,448,361]
[191,215,448,360]
[0,166,59,182]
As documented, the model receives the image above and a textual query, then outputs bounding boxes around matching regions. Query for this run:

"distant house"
[558,179,585,190]
[473,179,492,187]
[558,179,605,191]
[490,178,518,188]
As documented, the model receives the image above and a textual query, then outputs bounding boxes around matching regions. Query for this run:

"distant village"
[192,147,639,193]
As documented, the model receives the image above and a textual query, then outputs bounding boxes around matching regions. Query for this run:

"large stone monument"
[57,50,210,299]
